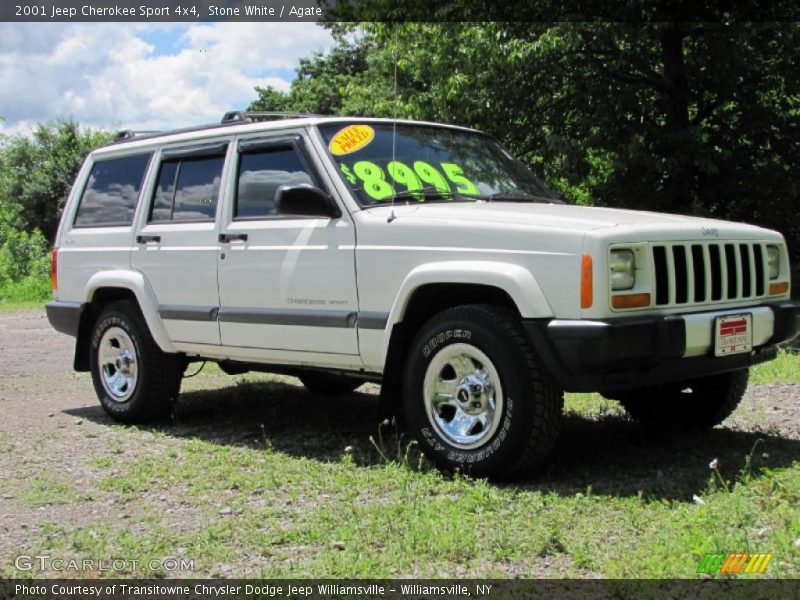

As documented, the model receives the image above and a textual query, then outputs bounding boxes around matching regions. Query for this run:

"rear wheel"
[299,372,365,396]
[403,304,563,479]
[609,369,749,430]
[89,300,182,423]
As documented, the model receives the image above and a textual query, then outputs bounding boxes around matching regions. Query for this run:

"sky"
[0,22,334,136]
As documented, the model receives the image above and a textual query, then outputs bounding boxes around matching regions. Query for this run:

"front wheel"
[403,304,563,479]
[89,300,182,424]
[610,368,749,430]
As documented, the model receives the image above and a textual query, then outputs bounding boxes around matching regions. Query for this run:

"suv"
[47,112,799,478]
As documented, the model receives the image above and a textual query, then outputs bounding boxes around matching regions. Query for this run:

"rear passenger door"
[216,133,359,356]
[131,140,230,346]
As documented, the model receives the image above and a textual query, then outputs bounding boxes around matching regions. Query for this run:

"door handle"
[218,233,248,243]
[136,235,161,244]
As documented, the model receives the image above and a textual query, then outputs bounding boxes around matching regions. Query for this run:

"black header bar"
[4,1,800,23]
[2,579,799,600]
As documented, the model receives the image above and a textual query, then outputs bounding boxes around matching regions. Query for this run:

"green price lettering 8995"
[342,160,480,201]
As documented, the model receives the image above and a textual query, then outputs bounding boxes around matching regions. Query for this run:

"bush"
[0,204,51,303]
[0,119,110,305]
[0,120,112,241]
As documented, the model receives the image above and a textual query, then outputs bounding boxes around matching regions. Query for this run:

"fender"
[380,260,553,364]
[83,270,176,353]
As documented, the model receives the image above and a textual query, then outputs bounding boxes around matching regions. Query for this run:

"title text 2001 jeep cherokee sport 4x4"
[46,112,799,478]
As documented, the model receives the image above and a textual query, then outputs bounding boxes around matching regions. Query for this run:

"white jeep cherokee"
[47,112,799,478]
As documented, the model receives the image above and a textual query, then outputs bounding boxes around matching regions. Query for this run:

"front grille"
[651,242,768,307]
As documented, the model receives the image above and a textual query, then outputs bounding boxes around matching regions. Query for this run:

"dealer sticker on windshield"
[328,124,375,156]
[714,314,752,357]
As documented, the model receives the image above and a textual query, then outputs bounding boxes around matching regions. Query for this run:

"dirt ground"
[0,308,798,577]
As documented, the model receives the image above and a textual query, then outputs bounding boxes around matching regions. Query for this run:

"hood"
[362,201,771,238]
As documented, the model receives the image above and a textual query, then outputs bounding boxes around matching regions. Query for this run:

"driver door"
[216,133,359,356]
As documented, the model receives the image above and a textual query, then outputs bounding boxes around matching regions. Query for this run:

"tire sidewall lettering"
[91,312,141,408]
[403,308,554,477]
[420,329,514,465]
[418,323,516,467]
[423,328,471,358]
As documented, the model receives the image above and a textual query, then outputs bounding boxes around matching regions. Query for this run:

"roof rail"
[221,110,324,124]
[113,129,161,142]
[106,111,326,147]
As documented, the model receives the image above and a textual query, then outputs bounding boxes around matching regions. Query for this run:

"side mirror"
[275,184,341,218]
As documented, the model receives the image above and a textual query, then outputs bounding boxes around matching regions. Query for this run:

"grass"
[0,298,48,312]
[0,276,49,311]
[16,424,799,579]
[0,273,51,307]
[21,476,93,508]
[1,305,798,578]
[750,348,800,384]
[4,355,798,580]
[0,431,14,454]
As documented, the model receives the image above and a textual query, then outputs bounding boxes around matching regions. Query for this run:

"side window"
[73,154,151,227]
[235,147,315,219]
[149,155,225,223]
[150,161,178,222]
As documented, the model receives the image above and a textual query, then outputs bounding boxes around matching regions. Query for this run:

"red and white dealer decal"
[714,314,753,356]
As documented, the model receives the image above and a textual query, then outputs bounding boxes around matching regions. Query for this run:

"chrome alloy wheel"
[422,343,504,449]
[98,327,138,402]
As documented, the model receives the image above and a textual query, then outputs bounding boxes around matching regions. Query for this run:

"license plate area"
[714,313,753,357]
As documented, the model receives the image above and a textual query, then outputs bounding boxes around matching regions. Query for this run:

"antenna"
[387,23,399,224]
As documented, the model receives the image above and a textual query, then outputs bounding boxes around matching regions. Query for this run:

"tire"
[299,372,365,396]
[612,368,749,430]
[89,300,182,424]
[403,304,563,479]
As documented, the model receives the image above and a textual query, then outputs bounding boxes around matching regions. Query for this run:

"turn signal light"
[769,281,789,296]
[611,293,651,309]
[580,254,593,309]
[50,248,58,291]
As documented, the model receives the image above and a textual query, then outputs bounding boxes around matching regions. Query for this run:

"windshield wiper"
[391,186,456,203]
[479,191,558,203]
[361,186,458,209]
[359,187,457,208]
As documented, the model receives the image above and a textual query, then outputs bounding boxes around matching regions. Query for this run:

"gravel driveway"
[0,308,797,577]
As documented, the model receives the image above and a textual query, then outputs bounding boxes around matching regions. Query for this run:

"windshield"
[317,122,562,206]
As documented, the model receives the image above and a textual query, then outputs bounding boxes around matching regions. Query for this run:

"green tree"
[250,22,800,259]
[250,38,370,115]
[0,120,112,241]
[0,202,51,300]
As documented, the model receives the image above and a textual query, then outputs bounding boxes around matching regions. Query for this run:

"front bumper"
[523,300,800,392]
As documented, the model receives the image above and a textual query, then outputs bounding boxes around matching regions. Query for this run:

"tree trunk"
[660,23,693,213]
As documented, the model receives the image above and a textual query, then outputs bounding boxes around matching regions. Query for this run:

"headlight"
[766,246,780,279]
[610,249,635,290]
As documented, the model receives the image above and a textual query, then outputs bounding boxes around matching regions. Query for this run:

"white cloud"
[0,23,334,134]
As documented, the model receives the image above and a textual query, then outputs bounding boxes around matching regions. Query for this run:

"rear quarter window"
[73,153,151,227]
